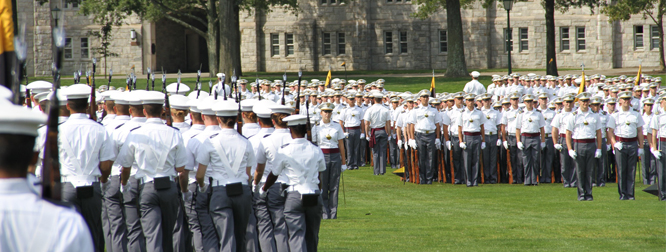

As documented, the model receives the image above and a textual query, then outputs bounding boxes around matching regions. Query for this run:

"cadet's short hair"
[259,117,273,127]
[67,98,88,112]
[0,134,36,175]
[143,104,163,117]
[289,125,307,137]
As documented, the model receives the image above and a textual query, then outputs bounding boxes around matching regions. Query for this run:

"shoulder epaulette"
[572,111,578,115]
[518,110,524,114]
[190,133,200,139]
[209,133,219,139]
[263,134,271,138]
[129,126,141,132]
[602,111,607,115]
[170,126,180,131]
[115,123,126,129]
[280,143,290,148]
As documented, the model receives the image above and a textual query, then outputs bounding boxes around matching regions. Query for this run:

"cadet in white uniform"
[260,114,326,252]
[649,94,666,201]
[501,92,523,184]
[552,94,577,187]
[364,92,392,175]
[515,94,546,186]
[241,99,261,138]
[449,93,465,183]
[313,102,347,219]
[564,92,602,200]
[0,100,94,252]
[408,90,441,184]
[608,91,645,200]
[457,94,487,187]
[341,94,365,170]
[117,91,189,252]
[539,94,557,183]
[463,71,487,96]
[589,96,610,187]
[59,84,115,252]
[481,94,501,184]
[169,94,191,133]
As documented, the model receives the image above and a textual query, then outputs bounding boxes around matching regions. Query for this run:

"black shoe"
[586,197,593,201]
[578,197,585,201]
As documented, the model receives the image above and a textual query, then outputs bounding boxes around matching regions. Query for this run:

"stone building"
[19,0,663,76]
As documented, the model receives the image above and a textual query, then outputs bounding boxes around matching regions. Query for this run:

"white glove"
[341,164,348,172]
[554,144,563,151]
[121,182,132,194]
[607,144,612,151]
[459,142,467,149]
[259,187,268,199]
[397,140,403,148]
[182,191,193,202]
[496,139,502,146]
[541,142,546,149]
[568,149,577,159]
[101,180,110,193]
[446,141,452,150]
[638,148,644,156]
[435,139,442,149]
[344,132,349,138]
[404,143,409,150]
[199,184,209,193]
[614,142,623,150]
[503,141,508,149]
[481,142,486,150]
[595,149,602,158]
[387,135,392,140]
[360,133,365,139]
[366,137,371,142]
[652,148,662,159]
[517,142,524,150]
[409,139,418,149]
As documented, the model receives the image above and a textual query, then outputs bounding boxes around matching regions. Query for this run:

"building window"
[385,31,393,54]
[80,38,89,58]
[439,30,447,53]
[399,31,408,54]
[504,28,513,52]
[285,33,294,56]
[270,34,279,57]
[338,32,346,55]
[519,28,528,51]
[634,26,644,49]
[560,27,570,51]
[653,26,660,50]
[321,0,336,4]
[576,27,585,51]
[323,32,332,55]
[64,37,73,59]
[64,1,79,9]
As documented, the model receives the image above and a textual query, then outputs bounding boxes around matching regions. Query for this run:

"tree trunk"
[545,0,558,75]
[658,1,665,72]
[219,0,243,81]
[444,0,468,77]
[207,0,219,77]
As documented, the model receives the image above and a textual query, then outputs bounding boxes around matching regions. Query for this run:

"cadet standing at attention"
[457,93,487,187]
[515,94,546,186]
[364,92,391,175]
[608,91,645,200]
[313,102,347,219]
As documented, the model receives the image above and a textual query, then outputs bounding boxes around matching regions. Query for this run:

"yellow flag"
[325,69,332,87]
[577,71,585,95]
[635,64,642,86]
[430,70,436,97]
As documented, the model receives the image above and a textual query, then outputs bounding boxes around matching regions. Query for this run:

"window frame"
[322,32,332,55]
[64,37,73,59]
[439,30,448,53]
[399,31,408,54]
[651,25,659,50]
[270,33,280,57]
[285,33,294,56]
[560,27,570,51]
[519,27,529,52]
[576,27,586,51]
[337,32,346,55]
[504,28,513,52]
[385,31,393,54]
[80,37,89,59]
[634,25,644,50]
[64,0,79,9]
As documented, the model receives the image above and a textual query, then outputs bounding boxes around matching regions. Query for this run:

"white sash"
[211,136,246,176]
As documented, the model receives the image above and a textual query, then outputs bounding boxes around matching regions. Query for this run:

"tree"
[86,20,121,77]
[602,0,666,72]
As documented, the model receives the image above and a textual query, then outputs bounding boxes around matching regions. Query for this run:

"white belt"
[416,129,435,134]
[287,184,319,194]
[139,176,175,184]
[485,132,497,136]
[62,175,99,185]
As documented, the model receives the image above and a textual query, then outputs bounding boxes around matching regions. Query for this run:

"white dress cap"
[253,100,274,118]
[212,100,238,117]
[0,101,48,136]
[141,91,166,105]
[62,84,91,100]
[270,103,295,115]
[169,94,190,110]
[166,83,191,95]
[283,114,307,126]
[241,99,257,112]
[26,81,53,94]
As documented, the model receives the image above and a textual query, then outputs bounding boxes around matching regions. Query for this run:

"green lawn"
[321,166,666,251]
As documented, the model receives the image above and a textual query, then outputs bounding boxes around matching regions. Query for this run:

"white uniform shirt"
[249,127,275,179]
[313,121,345,148]
[540,108,556,136]
[59,113,115,187]
[458,107,487,133]
[550,110,573,137]
[596,111,610,138]
[273,138,326,194]
[212,83,231,97]
[463,80,487,95]
[242,123,261,138]
[188,126,221,180]
[500,107,521,136]
[481,107,502,135]
[0,179,94,252]
[111,117,147,177]
[563,109,602,139]
[608,108,644,138]
[182,124,205,183]
[333,103,347,122]
[105,115,131,134]
[448,106,464,137]
[408,105,441,133]
[196,128,256,185]
[516,108,546,134]
[172,122,191,133]
[642,113,653,136]
[116,118,189,181]
[101,114,116,126]
[439,109,452,127]
[650,111,666,138]
[256,128,292,184]
[341,105,364,128]
[363,103,391,129]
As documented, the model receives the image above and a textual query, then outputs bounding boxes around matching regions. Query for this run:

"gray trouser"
[123,176,146,252]
[416,132,437,184]
[372,129,388,175]
[246,205,259,252]
[252,183,277,252]
[541,137,556,183]
[463,134,482,186]
[451,135,464,183]
[345,128,361,168]
[389,132,400,168]
[615,141,638,199]
[656,141,666,201]
[642,142,656,184]
[322,153,341,219]
[139,181,183,252]
[521,135,541,185]
[359,138,367,165]
[482,134,498,184]
[507,135,523,183]
[209,185,252,252]
[63,181,105,252]
[594,138,607,185]
[185,182,218,252]
[102,175,127,252]
[574,141,596,200]
[284,191,323,252]
[559,137,577,187]
[268,183,289,252]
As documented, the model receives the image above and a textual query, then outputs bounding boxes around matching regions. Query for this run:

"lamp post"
[503,0,513,75]
[51,5,61,27]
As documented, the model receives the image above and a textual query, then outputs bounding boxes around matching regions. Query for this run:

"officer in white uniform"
[608,91,645,200]
[195,99,255,252]
[0,100,95,252]
[457,93,487,187]
[313,102,347,219]
[341,94,365,170]
[449,92,465,183]
[59,84,115,252]
[408,90,441,184]
[463,71,487,96]
[589,96,610,187]
[117,91,189,252]
[364,92,392,175]
[516,94,546,186]
[539,94,557,183]
[260,114,326,252]
[481,93,502,184]
[552,94,577,187]
[564,92,603,200]
[501,92,523,184]
[649,94,666,201]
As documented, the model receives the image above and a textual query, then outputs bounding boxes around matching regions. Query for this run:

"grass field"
[319,165,666,251]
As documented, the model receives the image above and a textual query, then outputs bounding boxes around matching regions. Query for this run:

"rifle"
[256,73,261,101]
[177,69,182,94]
[89,58,97,121]
[305,99,312,142]
[151,69,155,91]
[295,69,302,114]
[42,25,65,201]
[281,68,287,105]
[101,68,113,120]
[162,71,172,126]
[146,68,151,91]
[12,23,27,105]
[196,65,202,98]
[217,73,225,100]
[232,71,242,134]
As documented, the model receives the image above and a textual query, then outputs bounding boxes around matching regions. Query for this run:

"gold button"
[425,113,429,117]
[326,134,332,140]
